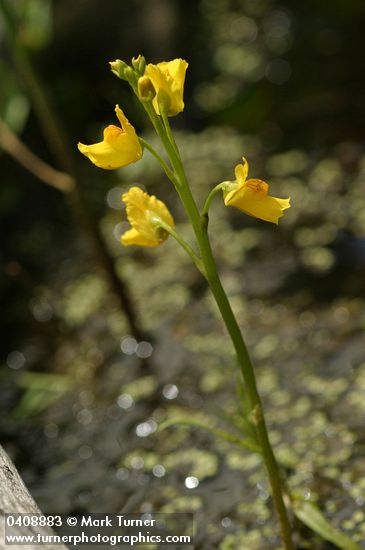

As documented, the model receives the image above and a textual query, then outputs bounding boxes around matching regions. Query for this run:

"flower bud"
[138,76,156,101]
[132,54,146,76]
[109,59,128,80]
[124,66,135,84]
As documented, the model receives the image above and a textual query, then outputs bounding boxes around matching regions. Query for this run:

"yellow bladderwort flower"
[121,187,174,247]
[143,58,188,116]
[223,158,291,224]
[78,105,142,169]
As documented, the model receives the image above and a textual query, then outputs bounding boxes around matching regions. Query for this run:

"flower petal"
[123,187,155,239]
[234,157,249,184]
[225,185,290,224]
[121,187,174,246]
[115,105,141,148]
[145,59,188,116]
[244,178,269,196]
[77,139,128,170]
[77,106,142,170]
[121,228,160,247]
[165,59,188,80]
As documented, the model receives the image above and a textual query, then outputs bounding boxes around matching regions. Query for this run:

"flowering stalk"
[78,54,364,550]
[79,55,294,548]
[153,107,295,550]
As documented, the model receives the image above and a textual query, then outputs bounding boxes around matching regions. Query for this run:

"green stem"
[199,234,294,550]
[155,108,295,550]
[160,106,180,159]
[156,220,205,276]
[138,137,176,183]
[202,182,228,216]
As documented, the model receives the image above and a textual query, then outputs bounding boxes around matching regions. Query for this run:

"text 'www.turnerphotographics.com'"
[4,513,194,547]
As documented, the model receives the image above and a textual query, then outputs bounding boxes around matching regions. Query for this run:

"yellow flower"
[144,59,188,116]
[121,187,174,247]
[78,105,142,170]
[223,158,291,224]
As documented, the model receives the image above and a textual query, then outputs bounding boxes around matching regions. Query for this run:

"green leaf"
[159,417,261,453]
[14,372,73,417]
[293,500,362,550]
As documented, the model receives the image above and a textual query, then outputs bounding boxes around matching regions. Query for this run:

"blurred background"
[1,0,365,548]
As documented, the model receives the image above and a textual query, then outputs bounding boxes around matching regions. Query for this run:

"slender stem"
[155,109,295,549]
[144,105,183,186]
[202,182,228,217]
[156,220,205,276]
[160,106,180,159]
[138,137,176,183]
[198,232,294,550]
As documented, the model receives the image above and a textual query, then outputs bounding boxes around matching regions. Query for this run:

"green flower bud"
[132,54,146,76]
[109,59,128,80]
[138,76,156,101]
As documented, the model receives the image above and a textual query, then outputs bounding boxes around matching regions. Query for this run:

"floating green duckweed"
[122,451,158,471]
[200,367,231,392]
[219,529,281,550]
[160,494,202,513]
[253,334,280,360]
[353,510,365,524]
[165,449,219,479]
[225,450,261,471]
[122,376,157,399]
[58,275,107,326]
